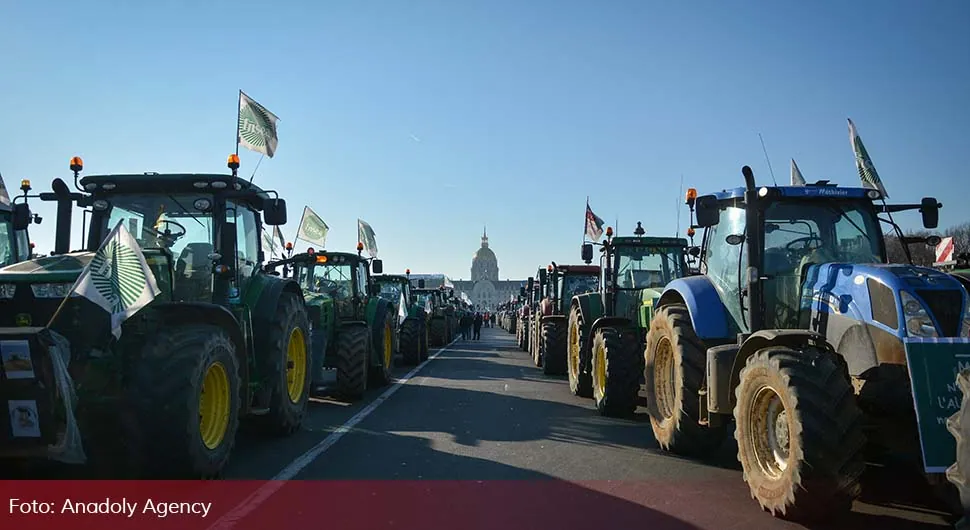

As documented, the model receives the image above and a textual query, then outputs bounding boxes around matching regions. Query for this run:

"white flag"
[0,173,10,206]
[791,159,806,186]
[296,206,329,248]
[70,221,160,338]
[358,219,379,258]
[848,118,889,198]
[237,91,280,158]
[398,291,407,326]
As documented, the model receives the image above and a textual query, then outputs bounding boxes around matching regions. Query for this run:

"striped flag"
[791,159,806,186]
[848,118,889,198]
[585,201,605,242]
[936,236,955,264]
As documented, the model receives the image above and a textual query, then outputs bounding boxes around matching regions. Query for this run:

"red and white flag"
[936,236,955,264]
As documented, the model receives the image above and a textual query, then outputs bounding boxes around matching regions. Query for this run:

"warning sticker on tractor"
[0,340,34,380]
[904,337,970,473]
[8,399,41,438]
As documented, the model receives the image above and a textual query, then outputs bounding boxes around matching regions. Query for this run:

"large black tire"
[123,325,241,478]
[419,318,429,361]
[516,321,523,349]
[370,312,395,387]
[400,318,421,366]
[734,347,865,520]
[334,325,370,400]
[591,327,641,417]
[258,291,311,435]
[429,318,446,347]
[541,320,567,376]
[532,319,543,367]
[644,304,727,455]
[947,369,970,525]
[567,305,593,398]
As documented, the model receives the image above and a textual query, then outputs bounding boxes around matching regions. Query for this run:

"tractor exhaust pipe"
[51,178,74,255]
[742,165,756,191]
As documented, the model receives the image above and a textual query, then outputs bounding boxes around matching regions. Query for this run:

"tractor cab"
[269,249,383,318]
[374,273,411,307]
[547,263,601,315]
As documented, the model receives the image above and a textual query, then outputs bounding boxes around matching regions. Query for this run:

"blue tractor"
[643,166,969,520]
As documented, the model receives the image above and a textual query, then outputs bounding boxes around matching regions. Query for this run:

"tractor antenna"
[758,133,778,186]
[676,174,683,235]
[248,154,265,184]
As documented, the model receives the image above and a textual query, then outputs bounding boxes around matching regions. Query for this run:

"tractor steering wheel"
[151,220,187,247]
[314,278,340,294]
[785,235,824,253]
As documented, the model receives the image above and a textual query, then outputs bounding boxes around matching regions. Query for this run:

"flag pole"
[584,196,589,243]
[235,90,242,157]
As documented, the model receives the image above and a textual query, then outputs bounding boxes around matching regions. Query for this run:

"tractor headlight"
[0,284,15,298]
[901,291,938,337]
[30,283,73,299]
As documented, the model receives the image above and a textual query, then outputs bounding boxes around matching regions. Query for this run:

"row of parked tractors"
[499,166,970,524]
[0,156,471,479]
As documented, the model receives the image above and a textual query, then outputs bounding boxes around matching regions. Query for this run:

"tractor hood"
[0,251,94,284]
[802,262,968,338]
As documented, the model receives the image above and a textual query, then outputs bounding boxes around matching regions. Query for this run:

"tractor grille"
[0,285,61,328]
[917,289,963,337]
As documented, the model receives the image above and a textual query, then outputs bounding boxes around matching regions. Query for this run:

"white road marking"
[207,339,458,529]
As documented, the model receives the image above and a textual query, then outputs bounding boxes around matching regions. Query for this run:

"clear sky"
[2,0,968,280]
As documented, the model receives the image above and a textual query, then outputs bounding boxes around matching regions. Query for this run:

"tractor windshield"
[414,292,434,311]
[300,263,354,299]
[0,214,29,266]
[761,198,884,329]
[376,279,404,303]
[615,245,685,289]
[562,274,600,300]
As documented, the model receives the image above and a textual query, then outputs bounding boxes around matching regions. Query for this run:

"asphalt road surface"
[220,326,955,529]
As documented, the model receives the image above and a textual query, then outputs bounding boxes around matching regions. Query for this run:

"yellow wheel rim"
[383,322,393,369]
[199,361,231,450]
[568,322,580,376]
[594,340,607,397]
[286,327,307,403]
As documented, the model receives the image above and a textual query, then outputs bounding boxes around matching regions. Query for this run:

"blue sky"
[2,0,968,280]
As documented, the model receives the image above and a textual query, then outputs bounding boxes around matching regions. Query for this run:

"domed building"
[452,228,524,311]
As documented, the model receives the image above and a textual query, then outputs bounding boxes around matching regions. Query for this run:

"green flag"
[848,118,888,198]
[358,219,378,258]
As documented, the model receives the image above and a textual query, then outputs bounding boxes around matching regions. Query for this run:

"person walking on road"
[490,313,496,327]
[461,313,472,340]
[473,312,483,340]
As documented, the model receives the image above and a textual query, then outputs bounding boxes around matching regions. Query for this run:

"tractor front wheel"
[567,306,592,398]
[591,327,641,417]
[400,318,421,365]
[335,325,370,400]
[541,320,567,376]
[124,325,241,478]
[419,318,430,361]
[734,347,865,520]
[369,313,395,387]
[429,318,446,347]
[258,291,312,435]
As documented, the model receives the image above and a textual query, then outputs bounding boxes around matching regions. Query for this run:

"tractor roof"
[269,250,364,268]
[80,173,273,202]
[710,183,878,202]
[375,274,409,283]
[554,264,600,275]
[611,236,688,247]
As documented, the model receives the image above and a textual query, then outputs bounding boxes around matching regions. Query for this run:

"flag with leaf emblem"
[358,219,379,258]
[69,221,160,338]
[791,159,806,186]
[237,91,280,158]
[295,206,329,248]
[0,173,10,206]
[848,118,888,198]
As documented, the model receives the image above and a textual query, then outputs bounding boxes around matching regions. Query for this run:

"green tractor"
[412,282,453,347]
[568,223,690,417]
[374,269,429,365]
[0,155,310,478]
[533,263,601,376]
[265,244,396,400]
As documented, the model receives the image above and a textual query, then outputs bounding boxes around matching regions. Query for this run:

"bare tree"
[884,229,936,266]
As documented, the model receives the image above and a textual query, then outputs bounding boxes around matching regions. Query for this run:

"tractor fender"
[539,314,567,326]
[148,301,251,408]
[658,276,732,341]
[587,316,635,354]
[250,276,305,353]
[726,329,842,408]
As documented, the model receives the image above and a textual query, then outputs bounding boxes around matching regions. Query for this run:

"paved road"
[220,327,955,529]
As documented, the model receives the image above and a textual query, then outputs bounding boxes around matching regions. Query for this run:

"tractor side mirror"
[371,259,383,274]
[262,198,288,226]
[538,268,547,284]
[688,246,701,257]
[418,279,426,288]
[527,277,534,291]
[694,195,719,227]
[926,235,942,247]
[12,203,31,231]
[920,197,940,229]
[581,243,593,263]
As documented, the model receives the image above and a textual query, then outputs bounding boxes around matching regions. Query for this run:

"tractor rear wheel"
[334,325,370,400]
[532,320,543,367]
[258,291,312,435]
[541,320,567,375]
[644,304,727,455]
[400,318,421,365]
[124,325,241,478]
[430,318,446,347]
[947,369,970,525]
[369,312,395,387]
[419,318,429,360]
[567,305,593,398]
[591,327,641,417]
[734,347,865,520]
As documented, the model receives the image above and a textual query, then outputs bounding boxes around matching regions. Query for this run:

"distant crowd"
[460,311,495,340]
